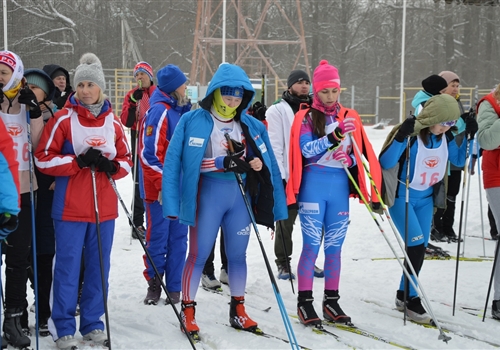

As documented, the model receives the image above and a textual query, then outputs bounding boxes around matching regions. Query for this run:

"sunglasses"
[440,120,456,127]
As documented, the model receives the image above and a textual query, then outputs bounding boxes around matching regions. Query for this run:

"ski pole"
[277,220,295,294]
[453,137,471,316]
[403,134,411,326]
[90,164,112,349]
[224,133,299,350]
[105,173,197,350]
[129,80,142,244]
[350,137,451,343]
[475,144,487,257]
[461,140,475,257]
[482,225,500,322]
[26,110,40,350]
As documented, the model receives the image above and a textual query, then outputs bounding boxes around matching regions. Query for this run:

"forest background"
[2,0,499,122]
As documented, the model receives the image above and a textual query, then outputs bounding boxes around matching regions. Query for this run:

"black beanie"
[287,70,310,89]
[421,75,448,96]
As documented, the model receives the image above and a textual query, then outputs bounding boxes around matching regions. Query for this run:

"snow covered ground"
[20,126,500,349]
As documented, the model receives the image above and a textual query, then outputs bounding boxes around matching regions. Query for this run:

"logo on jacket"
[298,202,320,215]
[84,135,107,147]
[146,126,153,136]
[5,123,24,137]
[423,156,440,168]
[189,137,204,147]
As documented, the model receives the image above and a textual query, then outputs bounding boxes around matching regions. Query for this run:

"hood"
[24,68,56,102]
[411,90,432,111]
[42,64,71,85]
[412,94,460,135]
[199,63,255,118]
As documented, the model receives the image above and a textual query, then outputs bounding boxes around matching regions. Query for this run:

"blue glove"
[0,213,18,240]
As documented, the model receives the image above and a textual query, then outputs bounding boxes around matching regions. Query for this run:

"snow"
[20,126,500,349]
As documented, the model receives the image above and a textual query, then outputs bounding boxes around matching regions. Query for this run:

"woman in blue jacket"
[162,63,287,338]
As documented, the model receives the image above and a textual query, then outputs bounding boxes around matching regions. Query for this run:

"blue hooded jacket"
[161,63,287,227]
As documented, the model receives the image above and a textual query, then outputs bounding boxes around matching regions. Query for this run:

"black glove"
[228,138,245,158]
[76,147,102,168]
[0,83,4,107]
[445,129,455,142]
[131,89,144,102]
[223,155,251,174]
[18,87,42,119]
[395,117,415,142]
[465,116,478,139]
[251,101,267,121]
[0,213,18,239]
[95,156,118,174]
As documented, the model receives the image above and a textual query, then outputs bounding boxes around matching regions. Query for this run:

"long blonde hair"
[171,91,189,107]
[493,84,500,101]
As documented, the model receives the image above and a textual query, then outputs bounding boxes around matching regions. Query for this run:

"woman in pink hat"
[286,60,382,326]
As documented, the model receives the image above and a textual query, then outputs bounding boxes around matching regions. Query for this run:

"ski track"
[5,127,500,349]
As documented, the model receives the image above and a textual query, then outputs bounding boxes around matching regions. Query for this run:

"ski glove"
[76,147,102,169]
[227,138,245,158]
[465,117,478,139]
[395,117,415,142]
[251,101,267,121]
[18,88,42,119]
[131,89,144,103]
[0,83,4,107]
[0,213,18,240]
[327,117,356,147]
[95,156,118,174]
[332,149,353,167]
[223,155,251,174]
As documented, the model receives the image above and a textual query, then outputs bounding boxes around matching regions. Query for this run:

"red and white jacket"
[35,95,132,222]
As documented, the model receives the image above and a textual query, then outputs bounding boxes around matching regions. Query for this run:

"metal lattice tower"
[190,0,309,88]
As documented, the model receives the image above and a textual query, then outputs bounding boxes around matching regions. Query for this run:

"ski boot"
[406,297,432,324]
[3,308,31,349]
[492,300,500,320]
[229,297,259,332]
[181,301,200,339]
[323,290,351,324]
[144,274,162,305]
[56,335,79,350]
[297,291,321,326]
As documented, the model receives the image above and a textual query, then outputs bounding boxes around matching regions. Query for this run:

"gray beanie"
[74,53,106,92]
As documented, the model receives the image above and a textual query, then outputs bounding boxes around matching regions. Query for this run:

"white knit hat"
[73,53,106,92]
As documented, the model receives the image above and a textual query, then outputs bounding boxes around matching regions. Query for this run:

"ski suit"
[379,95,466,298]
[139,88,191,291]
[35,94,132,339]
[162,63,287,301]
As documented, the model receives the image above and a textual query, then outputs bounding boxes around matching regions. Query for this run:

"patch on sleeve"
[258,143,267,153]
[146,126,153,136]
[189,137,204,147]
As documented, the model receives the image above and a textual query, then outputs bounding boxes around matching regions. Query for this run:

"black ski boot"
[297,291,321,326]
[3,308,31,349]
[323,290,351,324]
[492,300,500,320]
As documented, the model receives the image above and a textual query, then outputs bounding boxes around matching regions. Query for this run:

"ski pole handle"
[224,132,234,155]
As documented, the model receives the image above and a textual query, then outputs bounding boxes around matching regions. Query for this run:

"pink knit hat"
[312,60,340,94]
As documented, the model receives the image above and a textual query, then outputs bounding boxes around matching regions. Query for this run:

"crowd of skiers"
[1,48,499,350]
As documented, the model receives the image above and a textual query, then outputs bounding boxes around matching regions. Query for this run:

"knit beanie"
[157,64,186,94]
[0,50,24,92]
[312,60,340,94]
[421,74,448,96]
[24,68,56,101]
[439,71,460,85]
[51,69,66,80]
[287,70,310,89]
[73,53,106,92]
[134,61,154,82]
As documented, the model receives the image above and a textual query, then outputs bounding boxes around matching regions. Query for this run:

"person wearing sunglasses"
[379,94,469,324]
